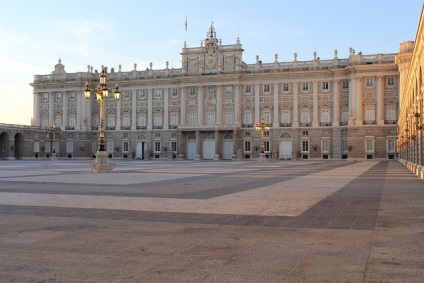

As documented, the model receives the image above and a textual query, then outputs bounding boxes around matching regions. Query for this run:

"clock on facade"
[206,56,216,67]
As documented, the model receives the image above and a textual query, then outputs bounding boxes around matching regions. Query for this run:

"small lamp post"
[255,116,270,163]
[84,66,121,172]
[46,121,61,160]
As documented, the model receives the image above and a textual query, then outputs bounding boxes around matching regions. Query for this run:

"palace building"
[3,23,401,161]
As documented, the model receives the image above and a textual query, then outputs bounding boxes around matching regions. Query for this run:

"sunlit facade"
[3,23,400,161]
[396,5,424,178]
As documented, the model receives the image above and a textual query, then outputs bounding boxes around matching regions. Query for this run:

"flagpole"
[184,16,187,48]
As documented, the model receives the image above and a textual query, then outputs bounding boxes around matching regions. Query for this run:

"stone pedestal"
[91,151,115,173]
[258,153,267,163]
[50,152,58,160]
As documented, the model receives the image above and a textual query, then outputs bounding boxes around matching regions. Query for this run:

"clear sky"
[0,0,422,125]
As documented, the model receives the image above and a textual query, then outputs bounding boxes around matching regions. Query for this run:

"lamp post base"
[91,151,115,173]
[50,152,58,160]
[258,153,267,163]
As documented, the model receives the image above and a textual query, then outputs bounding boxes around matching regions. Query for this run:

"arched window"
[170,112,179,126]
[320,108,331,123]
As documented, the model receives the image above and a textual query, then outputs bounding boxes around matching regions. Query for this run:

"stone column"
[214,129,220,160]
[348,77,356,125]
[195,129,201,160]
[273,83,279,127]
[292,82,299,127]
[131,89,137,130]
[147,89,153,130]
[116,93,121,129]
[312,81,319,127]
[62,92,68,129]
[180,87,187,125]
[355,78,363,125]
[332,80,340,126]
[49,92,54,126]
[85,92,91,130]
[33,92,41,126]
[197,86,204,125]
[164,88,169,129]
[234,84,241,126]
[216,86,223,125]
[255,84,260,122]
[377,76,385,125]
[76,91,83,130]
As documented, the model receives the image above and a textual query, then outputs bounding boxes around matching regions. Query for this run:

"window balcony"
[91,126,99,130]
[385,120,397,124]
[121,126,131,130]
[300,123,311,127]
[169,125,178,129]
[363,120,376,125]
[136,126,147,129]
[319,122,332,127]
[280,123,292,127]
[65,126,74,130]
[105,127,116,130]
[152,126,163,129]
[242,123,253,128]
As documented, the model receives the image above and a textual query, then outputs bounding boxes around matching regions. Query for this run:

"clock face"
[206,56,215,67]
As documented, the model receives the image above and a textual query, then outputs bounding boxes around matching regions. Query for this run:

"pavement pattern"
[0,159,423,282]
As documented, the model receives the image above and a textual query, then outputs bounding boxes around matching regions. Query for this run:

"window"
[302,83,309,92]
[122,114,130,127]
[123,91,130,100]
[302,140,309,152]
[225,111,233,125]
[264,131,270,136]
[302,131,308,136]
[245,85,252,93]
[138,115,146,127]
[387,77,395,86]
[154,141,161,152]
[56,93,62,102]
[342,140,348,152]
[300,109,310,123]
[262,110,271,123]
[68,114,76,128]
[155,89,162,99]
[171,88,178,97]
[388,139,395,152]
[366,78,373,87]
[93,115,100,128]
[41,116,48,128]
[225,86,232,95]
[42,93,49,102]
[107,141,114,154]
[171,141,177,152]
[366,139,374,152]
[320,108,330,123]
[342,81,349,90]
[365,106,375,121]
[33,141,40,153]
[189,112,197,125]
[245,132,251,136]
[322,140,329,153]
[170,112,179,126]
[107,114,115,128]
[263,84,270,93]
[322,82,329,91]
[66,140,73,153]
[55,115,62,128]
[264,140,270,152]
[341,108,349,123]
[207,112,215,125]
[283,83,289,92]
[70,92,77,101]
[123,141,129,152]
[138,90,146,99]
[154,132,161,138]
[386,105,397,121]
[244,110,252,124]
[244,140,251,152]
[153,113,162,126]
[281,110,291,124]
[189,87,196,96]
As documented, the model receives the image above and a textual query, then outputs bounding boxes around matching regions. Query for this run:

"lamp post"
[255,116,270,163]
[83,66,121,172]
[46,121,61,160]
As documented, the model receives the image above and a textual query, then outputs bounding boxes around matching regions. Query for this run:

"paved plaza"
[0,159,423,282]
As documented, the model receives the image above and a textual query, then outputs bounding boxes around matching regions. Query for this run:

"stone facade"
[396,4,424,177]
[3,23,401,161]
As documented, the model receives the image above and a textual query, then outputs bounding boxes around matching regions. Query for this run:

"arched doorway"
[279,132,293,160]
[0,132,9,160]
[187,133,196,160]
[14,133,23,160]
[135,134,147,159]
[223,133,234,160]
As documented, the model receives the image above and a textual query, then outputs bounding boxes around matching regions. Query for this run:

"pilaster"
[273,83,279,127]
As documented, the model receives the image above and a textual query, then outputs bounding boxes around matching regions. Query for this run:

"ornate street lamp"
[255,116,270,163]
[46,121,61,160]
[84,66,121,172]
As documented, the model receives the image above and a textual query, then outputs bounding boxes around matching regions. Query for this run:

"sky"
[0,0,422,125]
